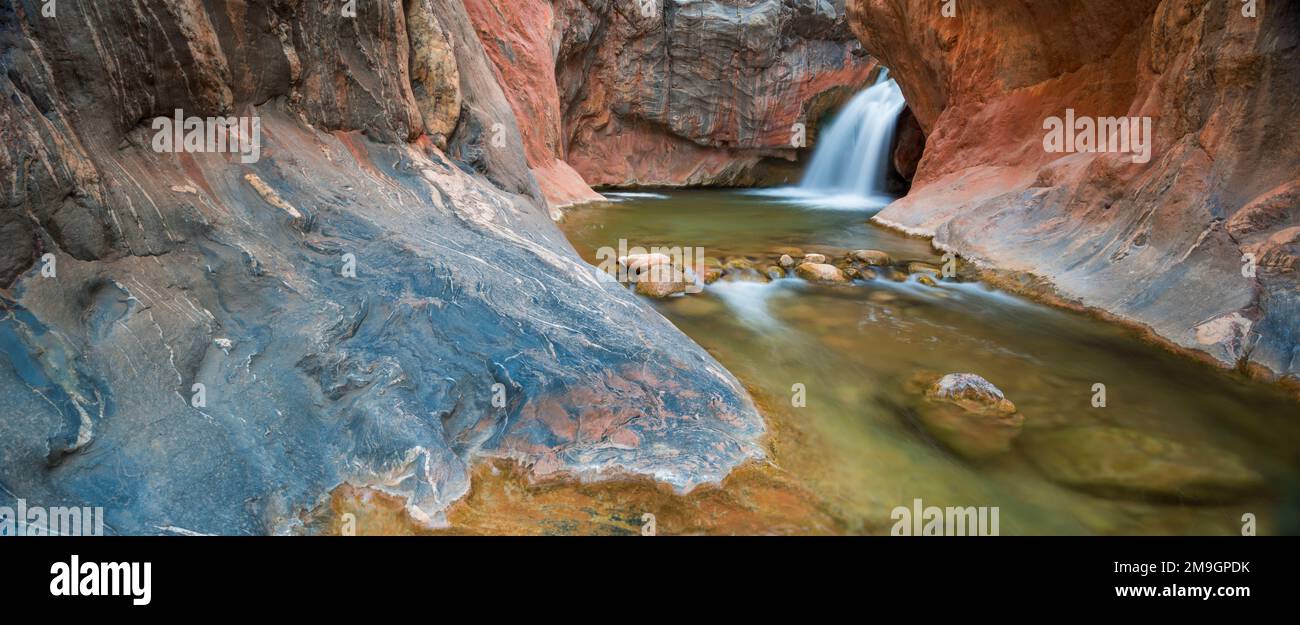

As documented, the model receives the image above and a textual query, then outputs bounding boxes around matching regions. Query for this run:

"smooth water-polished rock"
[794,262,849,283]
[912,373,1024,460]
[0,0,763,535]
[1022,426,1265,504]
[926,374,1018,414]
[619,252,674,275]
[851,249,892,266]
[633,269,691,298]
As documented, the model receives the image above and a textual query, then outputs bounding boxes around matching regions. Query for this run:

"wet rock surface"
[911,373,1024,460]
[0,0,763,534]
[794,262,848,283]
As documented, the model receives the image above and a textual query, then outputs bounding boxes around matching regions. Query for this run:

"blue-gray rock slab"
[0,109,765,535]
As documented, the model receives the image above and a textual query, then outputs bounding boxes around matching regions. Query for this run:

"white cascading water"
[780,71,907,209]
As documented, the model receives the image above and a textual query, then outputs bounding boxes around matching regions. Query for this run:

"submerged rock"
[914,373,1024,460]
[794,262,848,283]
[724,257,756,272]
[1022,427,1265,504]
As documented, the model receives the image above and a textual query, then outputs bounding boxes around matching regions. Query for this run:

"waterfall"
[800,72,906,201]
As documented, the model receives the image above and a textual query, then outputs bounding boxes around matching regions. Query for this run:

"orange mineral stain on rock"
[312,377,862,536]
[318,457,842,536]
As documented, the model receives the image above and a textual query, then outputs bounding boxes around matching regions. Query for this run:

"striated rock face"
[848,0,1300,382]
[551,0,876,187]
[461,0,605,211]
[0,0,762,534]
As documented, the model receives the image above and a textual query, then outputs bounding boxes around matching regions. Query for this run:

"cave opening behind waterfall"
[758,69,924,211]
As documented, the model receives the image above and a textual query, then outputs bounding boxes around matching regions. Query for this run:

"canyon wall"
[467,0,877,189]
[849,0,1299,383]
[461,0,606,211]
[0,0,762,534]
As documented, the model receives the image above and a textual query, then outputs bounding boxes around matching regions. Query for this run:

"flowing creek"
[552,190,1300,535]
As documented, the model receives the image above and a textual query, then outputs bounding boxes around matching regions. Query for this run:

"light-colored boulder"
[794,262,847,283]
[851,249,892,265]
[621,253,688,298]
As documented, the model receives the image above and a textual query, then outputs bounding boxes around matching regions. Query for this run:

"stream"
[558,189,1300,534]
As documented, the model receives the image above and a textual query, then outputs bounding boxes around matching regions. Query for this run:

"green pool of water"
[560,189,1300,535]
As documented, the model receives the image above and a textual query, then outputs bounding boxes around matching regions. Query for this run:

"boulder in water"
[724,257,755,272]
[778,254,795,269]
[794,262,848,283]
[702,257,723,283]
[851,249,892,265]
[914,373,1023,460]
[620,252,673,275]
[635,278,688,298]
[1022,427,1265,503]
[621,253,689,298]
[803,253,828,264]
